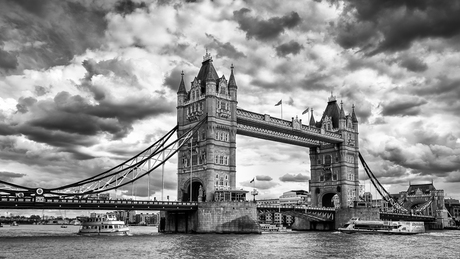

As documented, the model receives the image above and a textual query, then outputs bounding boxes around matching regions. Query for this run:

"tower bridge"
[0,52,448,232]
[176,52,359,210]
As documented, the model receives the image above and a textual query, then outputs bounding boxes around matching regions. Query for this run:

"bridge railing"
[236,108,342,141]
[0,196,198,206]
[256,204,336,211]
[380,212,435,218]
[238,124,320,146]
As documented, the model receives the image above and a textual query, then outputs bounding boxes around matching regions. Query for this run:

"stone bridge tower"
[309,94,360,208]
[176,52,238,202]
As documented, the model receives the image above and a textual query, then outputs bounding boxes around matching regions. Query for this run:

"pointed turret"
[309,108,316,126]
[351,104,358,123]
[228,64,238,89]
[339,100,346,129]
[177,71,187,94]
[340,101,345,119]
[319,93,340,129]
[351,104,358,131]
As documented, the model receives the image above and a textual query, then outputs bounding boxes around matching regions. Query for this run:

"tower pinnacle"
[352,104,358,123]
[228,64,238,89]
[177,70,186,94]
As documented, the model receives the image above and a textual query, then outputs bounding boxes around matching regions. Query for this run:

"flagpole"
[281,102,283,119]
[190,137,193,202]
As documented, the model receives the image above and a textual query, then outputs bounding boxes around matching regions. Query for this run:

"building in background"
[445,198,460,221]
[279,190,311,206]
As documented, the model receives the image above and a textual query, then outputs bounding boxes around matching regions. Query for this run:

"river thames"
[0,225,459,258]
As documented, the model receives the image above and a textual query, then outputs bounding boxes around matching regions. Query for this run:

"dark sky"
[1,0,460,204]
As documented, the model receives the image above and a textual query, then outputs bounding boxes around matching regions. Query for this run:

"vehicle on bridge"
[78,213,130,236]
[338,217,425,235]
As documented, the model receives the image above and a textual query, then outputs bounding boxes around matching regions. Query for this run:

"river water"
[0,225,459,259]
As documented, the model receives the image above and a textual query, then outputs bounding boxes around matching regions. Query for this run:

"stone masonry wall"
[335,207,380,229]
[195,201,261,233]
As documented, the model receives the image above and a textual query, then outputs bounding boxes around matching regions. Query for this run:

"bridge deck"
[0,197,197,211]
[236,108,343,147]
[380,212,436,222]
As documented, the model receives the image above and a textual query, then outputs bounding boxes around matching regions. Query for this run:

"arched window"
[325,155,332,165]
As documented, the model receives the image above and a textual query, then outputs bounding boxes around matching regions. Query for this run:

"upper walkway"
[236,108,343,147]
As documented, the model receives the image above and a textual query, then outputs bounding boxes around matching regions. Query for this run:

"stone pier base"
[291,217,335,231]
[159,201,261,234]
[335,207,380,229]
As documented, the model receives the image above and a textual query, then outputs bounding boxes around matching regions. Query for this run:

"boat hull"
[78,229,131,236]
[338,228,421,235]
[338,217,425,235]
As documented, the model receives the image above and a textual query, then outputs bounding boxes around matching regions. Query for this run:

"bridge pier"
[335,207,380,229]
[291,217,335,231]
[159,211,195,233]
[160,202,261,234]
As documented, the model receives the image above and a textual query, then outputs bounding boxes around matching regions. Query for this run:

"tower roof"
[228,64,237,89]
[177,71,187,94]
[196,54,219,88]
[407,183,436,195]
[318,96,340,128]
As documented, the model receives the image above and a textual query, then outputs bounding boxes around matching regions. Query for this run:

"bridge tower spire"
[309,95,360,208]
[176,52,238,202]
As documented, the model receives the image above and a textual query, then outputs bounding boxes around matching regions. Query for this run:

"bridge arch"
[182,178,205,202]
[321,192,339,208]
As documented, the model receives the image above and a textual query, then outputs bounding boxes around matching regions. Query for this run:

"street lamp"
[251,189,258,202]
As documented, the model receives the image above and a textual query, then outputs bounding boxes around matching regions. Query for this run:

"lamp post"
[251,189,258,202]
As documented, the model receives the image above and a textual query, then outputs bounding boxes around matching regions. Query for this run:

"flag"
[250,178,255,183]
[275,100,282,106]
[302,107,310,115]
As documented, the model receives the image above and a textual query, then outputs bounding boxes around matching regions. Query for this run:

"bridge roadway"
[236,108,343,148]
[380,212,436,222]
[257,204,336,222]
[0,196,197,211]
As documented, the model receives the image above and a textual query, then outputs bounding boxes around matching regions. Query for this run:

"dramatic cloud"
[275,40,304,57]
[279,173,310,182]
[399,56,428,72]
[334,0,460,55]
[233,8,301,41]
[240,179,279,190]
[0,49,18,71]
[381,97,427,117]
[256,175,273,181]
[114,0,148,16]
[0,0,108,74]
[205,34,246,59]
[0,171,26,181]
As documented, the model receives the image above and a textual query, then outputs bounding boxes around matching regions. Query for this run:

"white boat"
[338,217,425,235]
[260,224,293,233]
[78,213,130,236]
